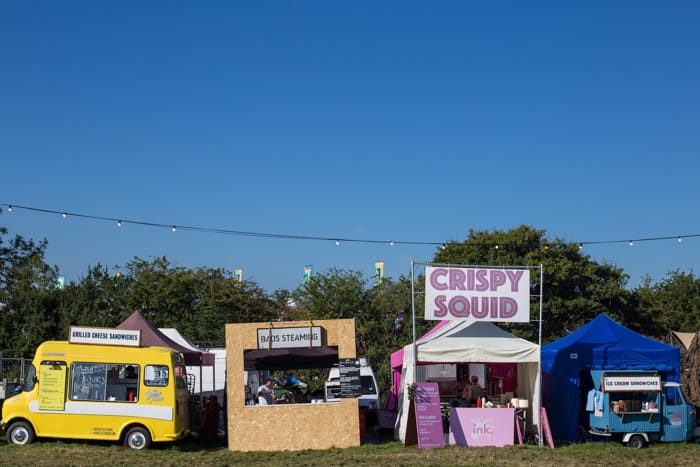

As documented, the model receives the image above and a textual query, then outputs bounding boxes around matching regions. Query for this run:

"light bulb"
[389,241,394,246]
[335,240,340,246]
[7,205,12,212]
[629,240,634,246]
[172,226,177,232]
[677,237,683,243]
[62,213,67,218]
[117,220,122,227]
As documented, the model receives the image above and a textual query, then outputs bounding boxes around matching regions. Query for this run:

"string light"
[2,203,699,249]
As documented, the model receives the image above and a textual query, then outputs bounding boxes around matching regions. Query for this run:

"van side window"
[70,363,140,402]
[665,387,682,406]
[145,365,169,387]
[70,363,108,400]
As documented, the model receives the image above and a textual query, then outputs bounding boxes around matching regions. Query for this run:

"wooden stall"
[225,319,360,452]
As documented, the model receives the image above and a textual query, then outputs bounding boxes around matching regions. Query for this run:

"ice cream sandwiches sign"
[425,267,530,322]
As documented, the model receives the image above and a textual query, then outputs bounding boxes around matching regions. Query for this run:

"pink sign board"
[425,267,530,322]
[449,407,515,447]
[414,382,445,449]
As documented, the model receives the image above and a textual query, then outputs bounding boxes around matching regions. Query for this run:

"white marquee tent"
[394,320,541,442]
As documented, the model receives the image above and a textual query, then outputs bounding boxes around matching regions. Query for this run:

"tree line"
[2,213,699,400]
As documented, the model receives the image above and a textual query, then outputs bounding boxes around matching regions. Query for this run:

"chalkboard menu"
[70,363,107,400]
[338,358,362,398]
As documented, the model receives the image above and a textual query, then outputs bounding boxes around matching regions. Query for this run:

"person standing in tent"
[463,375,483,407]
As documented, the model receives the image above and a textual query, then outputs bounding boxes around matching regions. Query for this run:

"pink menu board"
[413,382,445,449]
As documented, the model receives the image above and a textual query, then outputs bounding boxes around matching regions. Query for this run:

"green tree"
[295,268,367,320]
[0,212,60,356]
[632,270,700,339]
[57,264,129,331]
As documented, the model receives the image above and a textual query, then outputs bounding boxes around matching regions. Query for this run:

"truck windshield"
[361,376,376,395]
[23,365,37,392]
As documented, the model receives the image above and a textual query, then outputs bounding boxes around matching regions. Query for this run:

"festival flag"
[374,261,385,286]
[235,268,243,282]
[302,264,313,285]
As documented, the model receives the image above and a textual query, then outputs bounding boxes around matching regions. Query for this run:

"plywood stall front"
[226,319,360,452]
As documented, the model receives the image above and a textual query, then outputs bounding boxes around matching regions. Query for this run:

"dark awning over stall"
[244,346,339,370]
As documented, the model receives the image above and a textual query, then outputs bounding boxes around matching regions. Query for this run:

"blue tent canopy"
[541,314,680,442]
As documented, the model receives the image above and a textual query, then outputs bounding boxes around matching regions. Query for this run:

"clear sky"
[2,1,699,293]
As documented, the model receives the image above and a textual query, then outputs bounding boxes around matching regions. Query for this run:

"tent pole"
[538,264,544,447]
[411,259,417,384]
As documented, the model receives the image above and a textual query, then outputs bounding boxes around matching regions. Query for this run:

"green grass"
[1,435,699,466]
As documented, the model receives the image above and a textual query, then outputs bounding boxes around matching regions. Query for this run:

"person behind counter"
[451,374,473,407]
[257,378,276,405]
[452,374,470,396]
[463,375,483,407]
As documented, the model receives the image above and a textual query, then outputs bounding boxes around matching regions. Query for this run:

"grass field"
[1,432,699,466]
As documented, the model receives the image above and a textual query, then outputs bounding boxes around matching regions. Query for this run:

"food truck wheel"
[628,435,645,449]
[6,421,35,445]
[124,426,152,450]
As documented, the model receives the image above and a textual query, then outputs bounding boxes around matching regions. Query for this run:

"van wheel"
[6,421,35,445]
[124,426,151,450]
[628,435,645,449]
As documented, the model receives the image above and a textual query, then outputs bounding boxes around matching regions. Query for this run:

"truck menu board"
[38,363,67,410]
[338,358,361,398]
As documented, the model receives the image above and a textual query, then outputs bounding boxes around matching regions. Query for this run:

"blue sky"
[2,1,699,292]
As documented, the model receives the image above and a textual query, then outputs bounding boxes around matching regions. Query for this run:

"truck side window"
[70,363,108,401]
[665,387,681,406]
[145,365,169,387]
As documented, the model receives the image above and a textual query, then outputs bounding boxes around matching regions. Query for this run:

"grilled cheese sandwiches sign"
[69,326,141,347]
[257,326,322,349]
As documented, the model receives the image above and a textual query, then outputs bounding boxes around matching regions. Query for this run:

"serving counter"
[449,407,517,446]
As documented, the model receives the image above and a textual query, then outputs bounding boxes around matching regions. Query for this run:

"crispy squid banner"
[425,267,530,322]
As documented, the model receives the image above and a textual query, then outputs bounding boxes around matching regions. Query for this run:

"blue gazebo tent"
[541,313,680,442]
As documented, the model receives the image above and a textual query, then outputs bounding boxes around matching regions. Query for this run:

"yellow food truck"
[1,326,190,449]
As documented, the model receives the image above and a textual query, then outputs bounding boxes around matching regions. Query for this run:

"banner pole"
[410,259,417,383]
[538,264,544,447]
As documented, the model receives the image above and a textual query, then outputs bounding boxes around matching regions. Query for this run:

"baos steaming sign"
[425,267,529,322]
